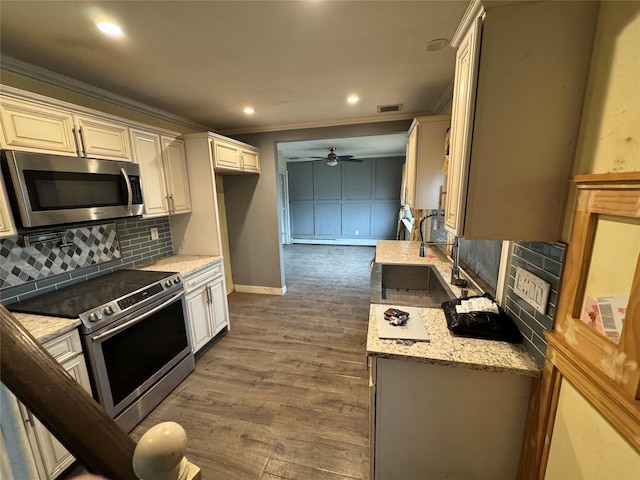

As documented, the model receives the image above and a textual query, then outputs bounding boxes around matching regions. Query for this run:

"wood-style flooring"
[131,244,376,479]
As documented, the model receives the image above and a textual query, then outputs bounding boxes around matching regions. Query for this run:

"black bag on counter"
[441,293,523,343]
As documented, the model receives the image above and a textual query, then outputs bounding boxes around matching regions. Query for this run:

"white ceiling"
[0,0,469,159]
[278,133,409,163]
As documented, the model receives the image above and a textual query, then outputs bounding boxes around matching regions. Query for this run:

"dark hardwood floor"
[131,244,375,479]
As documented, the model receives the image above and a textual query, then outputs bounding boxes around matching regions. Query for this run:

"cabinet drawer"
[43,329,83,363]
[184,262,223,292]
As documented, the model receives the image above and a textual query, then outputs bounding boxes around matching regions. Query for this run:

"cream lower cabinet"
[370,357,531,480]
[1,329,92,480]
[131,129,191,217]
[444,0,599,241]
[0,94,131,161]
[184,261,229,353]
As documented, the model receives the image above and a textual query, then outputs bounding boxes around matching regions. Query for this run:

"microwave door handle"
[91,291,184,343]
[120,168,133,211]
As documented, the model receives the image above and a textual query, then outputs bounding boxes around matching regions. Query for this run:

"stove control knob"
[173,277,181,284]
[165,280,173,287]
[103,306,114,316]
[88,312,100,323]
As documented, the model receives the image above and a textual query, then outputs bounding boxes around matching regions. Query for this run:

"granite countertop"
[12,312,81,344]
[136,254,222,277]
[368,240,541,377]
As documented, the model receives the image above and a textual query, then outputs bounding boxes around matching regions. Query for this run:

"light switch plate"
[150,227,159,241]
[513,266,550,315]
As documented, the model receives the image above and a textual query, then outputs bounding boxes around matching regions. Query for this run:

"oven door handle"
[120,167,133,212]
[91,291,184,343]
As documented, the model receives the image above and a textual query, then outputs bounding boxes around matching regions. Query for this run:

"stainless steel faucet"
[419,236,468,287]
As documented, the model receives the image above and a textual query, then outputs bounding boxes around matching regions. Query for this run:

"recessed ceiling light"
[347,95,359,105]
[243,107,255,115]
[425,38,449,52]
[97,21,123,37]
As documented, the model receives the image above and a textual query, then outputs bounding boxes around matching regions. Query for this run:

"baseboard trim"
[292,238,378,246]
[234,284,286,295]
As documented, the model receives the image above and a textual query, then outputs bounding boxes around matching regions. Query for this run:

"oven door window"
[101,299,188,406]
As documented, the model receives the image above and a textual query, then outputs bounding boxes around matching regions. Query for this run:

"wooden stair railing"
[0,305,200,480]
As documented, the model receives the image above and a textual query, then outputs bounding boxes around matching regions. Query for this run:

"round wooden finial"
[133,421,188,480]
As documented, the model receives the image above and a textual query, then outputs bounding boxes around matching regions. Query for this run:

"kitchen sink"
[370,263,456,307]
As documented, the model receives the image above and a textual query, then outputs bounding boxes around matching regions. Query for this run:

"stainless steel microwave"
[1,150,144,229]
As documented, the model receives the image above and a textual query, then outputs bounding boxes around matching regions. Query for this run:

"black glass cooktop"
[8,270,176,319]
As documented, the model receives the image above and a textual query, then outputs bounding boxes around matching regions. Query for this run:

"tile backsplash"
[0,223,121,289]
[505,241,566,366]
[0,216,173,305]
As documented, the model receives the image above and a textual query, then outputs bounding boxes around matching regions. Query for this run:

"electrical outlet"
[513,266,550,314]
[355,229,359,236]
[150,227,159,241]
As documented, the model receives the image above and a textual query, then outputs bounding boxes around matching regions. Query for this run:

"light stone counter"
[368,240,541,377]
[12,312,81,344]
[136,254,222,277]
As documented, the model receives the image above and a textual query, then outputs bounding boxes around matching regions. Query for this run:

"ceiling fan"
[311,147,363,166]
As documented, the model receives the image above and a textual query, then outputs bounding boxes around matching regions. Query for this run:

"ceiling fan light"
[326,160,338,167]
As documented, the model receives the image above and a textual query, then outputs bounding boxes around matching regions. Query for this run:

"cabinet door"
[404,127,418,208]
[212,139,241,170]
[74,115,131,161]
[161,137,191,214]
[0,96,77,156]
[28,355,92,479]
[185,286,214,353]
[241,149,260,173]
[445,18,481,235]
[209,278,230,334]
[0,175,17,238]
[131,129,169,217]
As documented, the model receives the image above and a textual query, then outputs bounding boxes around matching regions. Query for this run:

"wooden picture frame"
[518,172,640,479]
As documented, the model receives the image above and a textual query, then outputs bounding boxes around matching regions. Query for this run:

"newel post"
[133,421,201,480]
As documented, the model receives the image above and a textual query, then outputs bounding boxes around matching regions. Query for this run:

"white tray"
[375,305,430,341]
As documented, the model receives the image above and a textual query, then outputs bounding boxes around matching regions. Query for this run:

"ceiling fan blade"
[337,155,354,160]
[342,158,363,162]
[310,156,326,159]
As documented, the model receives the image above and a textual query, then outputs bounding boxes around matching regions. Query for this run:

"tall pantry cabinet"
[444,0,599,241]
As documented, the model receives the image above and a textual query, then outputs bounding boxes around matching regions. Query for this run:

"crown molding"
[219,111,427,136]
[0,55,209,131]
[433,82,454,114]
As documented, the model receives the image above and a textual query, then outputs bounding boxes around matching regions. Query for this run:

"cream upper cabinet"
[240,148,259,173]
[202,134,260,174]
[0,94,131,161]
[0,174,17,238]
[405,115,450,211]
[444,19,480,234]
[73,114,130,161]
[131,129,169,216]
[444,0,599,241]
[212,138,242,170]
[161,136,191,215]
[130,129,191,217]
[0,96,77,155]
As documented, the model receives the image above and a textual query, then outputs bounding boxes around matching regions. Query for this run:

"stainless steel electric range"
[9,269,195,433]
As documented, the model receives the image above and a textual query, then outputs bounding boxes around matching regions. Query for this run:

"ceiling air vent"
[377,104,403,113]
